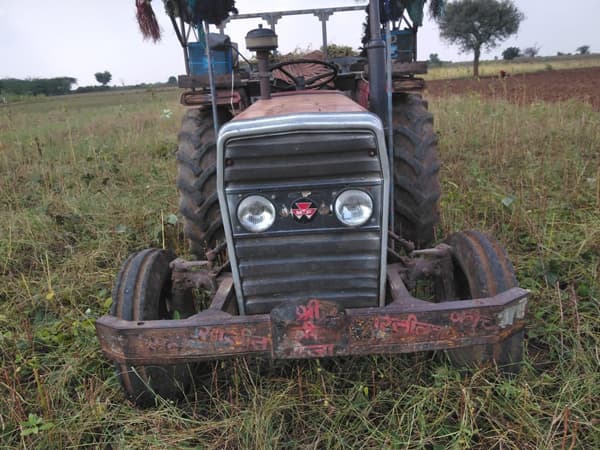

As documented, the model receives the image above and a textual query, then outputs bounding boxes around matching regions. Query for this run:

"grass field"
[1,83,599,448]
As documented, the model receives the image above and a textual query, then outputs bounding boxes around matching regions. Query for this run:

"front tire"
[441,230,524,372]
[110,249,194,406]
[392,94,441,247]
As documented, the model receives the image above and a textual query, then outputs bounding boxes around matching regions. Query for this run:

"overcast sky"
[1,0,599,87]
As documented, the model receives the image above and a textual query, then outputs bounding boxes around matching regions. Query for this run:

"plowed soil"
[427,66,600,110]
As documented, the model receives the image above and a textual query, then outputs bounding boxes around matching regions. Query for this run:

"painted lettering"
[296,299,321,322]
[295,343,335,357]
[375,314,444,337]
[194,326,271,351]
[301,320,317,339]
[243,333,271,351]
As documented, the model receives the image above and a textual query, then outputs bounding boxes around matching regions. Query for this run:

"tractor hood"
[232,91,368,121]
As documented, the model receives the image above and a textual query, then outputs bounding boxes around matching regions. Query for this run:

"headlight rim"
[236,194,276,233]
[334,188,374,227]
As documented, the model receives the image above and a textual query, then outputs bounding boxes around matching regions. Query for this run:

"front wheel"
[110,248,195,406]
[441,230,524,373]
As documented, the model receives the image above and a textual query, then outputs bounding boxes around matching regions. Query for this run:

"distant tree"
[502,46,521,60]
[167,76,177,85]
[50,77,77,95]
[326,44,358,58]
[95,71,112,86]
[429,53,442,67]
[576,45,590,55]
[436,0,524,77]
[522,45,540,58]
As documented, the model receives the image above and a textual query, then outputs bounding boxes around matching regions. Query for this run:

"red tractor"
[96,0,527,405]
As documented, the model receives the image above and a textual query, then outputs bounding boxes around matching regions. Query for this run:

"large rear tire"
[442,230,524,373]
[392,94,441,247]
[111,249,194,406]
[176,108,227,258]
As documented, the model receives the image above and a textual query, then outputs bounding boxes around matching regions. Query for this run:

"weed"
[0,87,598,448]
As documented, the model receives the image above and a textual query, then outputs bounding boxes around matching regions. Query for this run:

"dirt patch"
[426,66,600,110]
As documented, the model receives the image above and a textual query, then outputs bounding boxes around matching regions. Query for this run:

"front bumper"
[95,264,528,365]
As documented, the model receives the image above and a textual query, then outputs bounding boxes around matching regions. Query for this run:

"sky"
[1,0,599,87]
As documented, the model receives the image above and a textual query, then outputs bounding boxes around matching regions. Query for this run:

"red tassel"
[136,0,161,42]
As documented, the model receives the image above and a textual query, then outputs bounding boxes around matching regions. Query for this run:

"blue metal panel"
[188,41,233,75]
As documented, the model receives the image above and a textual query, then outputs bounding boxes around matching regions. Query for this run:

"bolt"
[319,202,331,215]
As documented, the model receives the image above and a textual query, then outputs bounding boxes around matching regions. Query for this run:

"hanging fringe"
[192,0,238,26]
[136,0,161,42]
[428,0,446,19]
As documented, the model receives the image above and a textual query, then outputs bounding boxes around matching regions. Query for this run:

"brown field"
[427,66,600,110]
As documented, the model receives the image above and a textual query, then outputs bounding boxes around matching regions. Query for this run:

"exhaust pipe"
[246,25,279,100]
[367,0,387,123]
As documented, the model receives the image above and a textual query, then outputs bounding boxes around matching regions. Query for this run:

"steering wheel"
[270,59,338,91]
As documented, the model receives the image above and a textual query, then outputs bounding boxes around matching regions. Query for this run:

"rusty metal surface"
[178,74,244,89]
[392,78,426,93]
[271,299,349,358]
[364,62,427,78]
[232,91,366,121]
[386,265,425,305]
[206,276,237,314]
[96,313,272,364]
[180,89,243,110]
[391,61,428,76]
[271,59,337,90]
[96,275,528,365]
[170,258,217,292]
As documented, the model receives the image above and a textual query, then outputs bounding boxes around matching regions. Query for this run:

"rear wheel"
[392,94,441,247]
[111,248,195,406]
[177,108,228,258]
[441,230,524,372]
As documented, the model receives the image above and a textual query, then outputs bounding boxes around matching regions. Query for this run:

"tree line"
[0,77,77,97]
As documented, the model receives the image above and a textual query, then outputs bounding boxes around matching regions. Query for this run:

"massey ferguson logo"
[291,199,318,222]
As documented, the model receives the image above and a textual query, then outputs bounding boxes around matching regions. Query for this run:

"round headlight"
[334,189,373,227]
[237,195,276,232]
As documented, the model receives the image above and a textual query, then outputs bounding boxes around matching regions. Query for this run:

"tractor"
[96,0,528,406]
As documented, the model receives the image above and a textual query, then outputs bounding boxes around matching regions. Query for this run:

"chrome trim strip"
[217,112,390,315]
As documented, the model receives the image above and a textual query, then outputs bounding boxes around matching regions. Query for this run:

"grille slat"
[226,132,377,158]
[239,254,379,277]
[243,273,379,297]
[226,153,381,182]
[245,291,379,315]
[235,232,380,258]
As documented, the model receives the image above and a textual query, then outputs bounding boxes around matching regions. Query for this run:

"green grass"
[1,85,599,448]
[425,54,600,80]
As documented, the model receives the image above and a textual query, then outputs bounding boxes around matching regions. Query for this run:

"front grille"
[236,232,381,314]
[220,126,387,315]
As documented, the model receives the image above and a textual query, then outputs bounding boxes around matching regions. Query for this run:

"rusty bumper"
[96,275,528,366]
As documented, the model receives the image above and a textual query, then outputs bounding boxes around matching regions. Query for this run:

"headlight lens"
[237,195,276,232]
[334,189,373,226]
